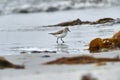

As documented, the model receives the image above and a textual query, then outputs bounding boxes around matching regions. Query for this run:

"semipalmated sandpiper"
[49,27,70,43]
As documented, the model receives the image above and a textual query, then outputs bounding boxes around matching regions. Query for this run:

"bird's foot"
[62,41,65,43]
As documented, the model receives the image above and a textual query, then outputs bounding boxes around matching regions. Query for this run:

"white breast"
[55,32,68,38]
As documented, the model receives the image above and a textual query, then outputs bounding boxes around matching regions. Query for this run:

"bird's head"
[65,27,70,32]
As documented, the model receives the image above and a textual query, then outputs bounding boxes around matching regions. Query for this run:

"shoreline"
[1,50,120,80]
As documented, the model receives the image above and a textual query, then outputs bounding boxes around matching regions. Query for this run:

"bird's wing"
[49,30,63,35]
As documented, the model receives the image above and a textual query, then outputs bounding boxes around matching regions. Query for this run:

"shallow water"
[0,7,120,55]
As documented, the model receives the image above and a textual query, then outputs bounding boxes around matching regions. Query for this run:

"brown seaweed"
[44,17,118,27]
[45,55,120,65]
[0,56,25,69]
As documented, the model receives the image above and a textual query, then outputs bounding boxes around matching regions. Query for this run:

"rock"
[31,50,56,53]
[21,51,28,54]
[41,55,50,58]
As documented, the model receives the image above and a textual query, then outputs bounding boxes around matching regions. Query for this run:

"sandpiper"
[49,27,70,43]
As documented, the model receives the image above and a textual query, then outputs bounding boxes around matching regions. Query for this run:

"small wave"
[0,0,120,15]
[10,47,56,54]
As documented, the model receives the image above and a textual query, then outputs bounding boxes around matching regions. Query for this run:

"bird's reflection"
[55,43,69,54]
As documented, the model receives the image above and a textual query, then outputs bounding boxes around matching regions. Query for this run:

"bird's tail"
[49,33,54,35]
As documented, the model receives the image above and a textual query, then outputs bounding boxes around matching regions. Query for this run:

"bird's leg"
[61,38,64,43]
[56,38,59,43]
